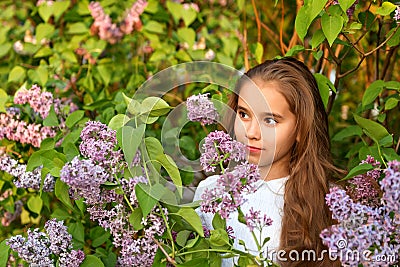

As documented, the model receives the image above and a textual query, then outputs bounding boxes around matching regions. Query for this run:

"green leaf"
[8,66,26,83]
[375,2,396,16]
[285,45,304,57]
[386,27,400,47]
[122,93,141,115]
[141,96,172,117]
[34,47,53,58]
[341,163,374,181]
[295,0,328,41]
[129,208,144,230]
[91,230,111,248]
[55,179,74,210]
[108,114,129,130]
[385,98,399,110]
[121,124,145,166]
[40,138,55,150]
[321,11,344,46]
[36,64,48,86]
[145,136,163,172]
[80,255,105,267]
[0,43,11,58]
[177,27,196,48]
[254,42,264,64]
[353,114,391,143]
[0,89,8,113]
[176,207,204,237]
[135,183,158,218]
[52,1,70,22]
[0,239,10,267]
[38,4,52,22]
[43,105,59,126]
[212,213,226,230]
[143,21,165,34]
[182,7,197,26]
[332,125,363,141]
[311,29,326,49]
[362,80,384,107]
[27,195,43,214]
[36,23,55,43]
[385,81,400,91]
[314,73,336,108]
[210,228,230,247]
[156,154,182,197]
[338,0,356,13]
[68,22,89,34]
[97,65,111,86]
[69,221,85,243]
[66,110,85,128]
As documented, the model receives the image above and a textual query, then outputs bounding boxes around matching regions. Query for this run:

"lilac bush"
[320,159,400,266]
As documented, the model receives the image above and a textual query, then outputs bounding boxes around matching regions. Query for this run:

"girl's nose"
[246,118,261,140]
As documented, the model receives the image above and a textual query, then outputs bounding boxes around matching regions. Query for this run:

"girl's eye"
[265,118,277,125]
[238,111,249,119]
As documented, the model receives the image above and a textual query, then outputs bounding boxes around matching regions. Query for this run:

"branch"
[279,0,286,55]
[251,0,261,43]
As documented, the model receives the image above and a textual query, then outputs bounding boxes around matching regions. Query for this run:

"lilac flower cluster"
[0,155,55,192]
[88,0,147,44]
[6,219,84,267]
[186,93,219,125]
[79,121,125,174]
[200,162,260,219]
[245,207,273,232]
[200,130,246,172]
[0,112,56,147]
[320,161,400,266]
[60,156,110,205]
[346,156,381,206]
[14,84,53,119]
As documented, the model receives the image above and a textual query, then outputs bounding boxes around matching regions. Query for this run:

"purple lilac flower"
[395,6,400,22]
[7,229,53,266]
[321,161,400,266]
[381,161,400,213]
[0,112,56,147]
[79,121,125,174]
[60,156,109,204]
[0,155,55,192]
[244,207,273,232]
[200,130,246,172]
[14,84,53,119]
[186,93,219,125]
[59,249,85,267]
[44,219,73,255]
[200,162,260,219]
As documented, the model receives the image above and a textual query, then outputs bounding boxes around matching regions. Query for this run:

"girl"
[194,57,341,267]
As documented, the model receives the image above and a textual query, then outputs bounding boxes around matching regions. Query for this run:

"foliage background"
[0,0,399,266]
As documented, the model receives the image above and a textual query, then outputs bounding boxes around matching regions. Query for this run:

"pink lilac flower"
[79,121,125,174]
[0,112,56,147]
[0,155,55,192]
[186,93,219,125]
[89,1,147,44]
[14,84,53,119]
[59,250,85,267]
[60,156,110,205]
[200,162,260,219]
[200,130,246,172]
[382,160,400,213]
[245,207,273,232]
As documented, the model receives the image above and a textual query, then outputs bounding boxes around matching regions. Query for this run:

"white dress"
[193,175,288,266]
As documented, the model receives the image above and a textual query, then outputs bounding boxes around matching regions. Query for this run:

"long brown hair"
[227,58,341,266]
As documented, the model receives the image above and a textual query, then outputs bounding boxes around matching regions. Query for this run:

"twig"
[243,10,249,71]
[279,0,286,55]
[153,237,177,265]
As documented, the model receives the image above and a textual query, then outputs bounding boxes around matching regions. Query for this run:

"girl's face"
[234,79,298,180]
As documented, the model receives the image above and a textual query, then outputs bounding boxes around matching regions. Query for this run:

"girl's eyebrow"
[237,104,284,119]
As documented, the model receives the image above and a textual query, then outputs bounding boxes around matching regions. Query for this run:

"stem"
[152,237,176,265]
[175,248,239,257]
[251,0,261,44]
[158,203,176,258]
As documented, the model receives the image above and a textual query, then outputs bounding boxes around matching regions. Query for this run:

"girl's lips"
[246,145,263,153]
